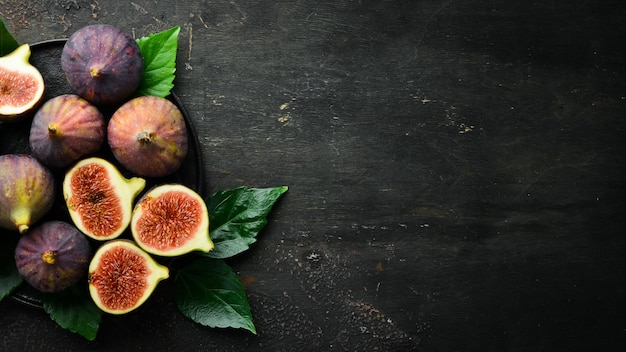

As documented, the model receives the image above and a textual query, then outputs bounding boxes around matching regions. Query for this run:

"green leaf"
[0,18,19,56]
[205,186,288,259]
[0,232,22,301]
[175,258,256,334]
[135,26,180,97]
[41,284,102,341]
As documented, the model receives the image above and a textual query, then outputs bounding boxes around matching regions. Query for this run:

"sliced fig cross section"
[63,157,146,241]
[0,44,45,122]
[88,239,169,314]
[131,184,213,257]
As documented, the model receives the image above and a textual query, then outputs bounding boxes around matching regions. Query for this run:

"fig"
[63,157,146,241]
[29,94,105,168]
[61,24,143,105]
[14,221,91,293]
[131,184,213,257]
[0,154,55,233]
[88,239,169,314]
[0,44,45,122]
[107,96,188,178]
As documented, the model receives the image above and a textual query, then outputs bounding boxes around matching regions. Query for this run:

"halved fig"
[29,94,105,168]
[63,157,146,241]
[0,44,45,122]
[15,221,91,293]
[0,154,55,234]
[88,239,169,314]
[131,184,213,257]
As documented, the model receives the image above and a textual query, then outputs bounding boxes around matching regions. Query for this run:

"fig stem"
[137,131,155,144]
[48,122,60,136]
[42,251,56,265]
[90,67,101,78]
[17,224,29,234]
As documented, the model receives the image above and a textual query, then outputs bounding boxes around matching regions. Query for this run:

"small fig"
[15,221,91,293]
[29,94,105,168]
[63,157,146,241]
[88,239,169,314]
[107,96,188,178]
[0,154,55,233]
[61,24,143,105]
[131,184,213,257]
[0,44,45,122]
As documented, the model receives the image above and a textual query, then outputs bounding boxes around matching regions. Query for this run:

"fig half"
[0,154,55,233]
[29,94,105,168]
[0,44,45,122]
[107,96,189,178]
[63,157,146,241]
[88,239,169,314]
[15,221,91,293]
[131,184,213,257]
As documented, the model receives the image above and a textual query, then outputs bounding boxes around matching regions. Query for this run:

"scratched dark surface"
[1,1,626,351]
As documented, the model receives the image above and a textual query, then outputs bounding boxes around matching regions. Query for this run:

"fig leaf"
[42,284,102,341]
[0,18,19,56]
[135,25,180,98]
[0,232,22,301]
[175,258,256,334]
[205,186,288,259]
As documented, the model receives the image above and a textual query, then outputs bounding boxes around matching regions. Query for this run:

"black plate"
[1,39,203,308]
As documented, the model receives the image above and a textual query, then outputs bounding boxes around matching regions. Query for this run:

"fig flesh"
[63,157,146,241]
[61,24,143,105]
[15,221,91,293]
[107,96,188,178]
[29,94,105,168]
[131,184,213,257]
[88,239,169,314]
[0,154,55,233]
[0,44,45,122]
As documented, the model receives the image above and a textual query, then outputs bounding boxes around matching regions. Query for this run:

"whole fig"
[29,94,105,168]
[0,44,45,122]
[15,221,91,293]
[0,154,55,233]
[107,96,188,177]
[61,24,143,105]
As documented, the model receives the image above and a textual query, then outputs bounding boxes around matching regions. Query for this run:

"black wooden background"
[1,1,625,351]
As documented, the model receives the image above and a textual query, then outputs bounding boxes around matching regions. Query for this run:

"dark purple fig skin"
[29,94,105,168]
[108,96,188,178]
[15,220,91,293]
[61,24,143,105]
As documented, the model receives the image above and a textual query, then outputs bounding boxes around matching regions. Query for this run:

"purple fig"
[107,96,188,178]
[0,154,55,233]
[29,94,105,168]
[61,24,143,105]
[15,220,91,293]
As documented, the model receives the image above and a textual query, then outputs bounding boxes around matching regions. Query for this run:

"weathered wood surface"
[1,1,625,351]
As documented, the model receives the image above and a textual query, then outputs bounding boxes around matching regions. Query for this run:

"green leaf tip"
[135,25,181,98]
[175,258,256,334]
[0,18,20,56]
[42,285,102,341]
[205,186,288,259]
[0,233,23,301]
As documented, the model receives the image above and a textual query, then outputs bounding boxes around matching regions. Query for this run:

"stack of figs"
[0,24,213,314]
